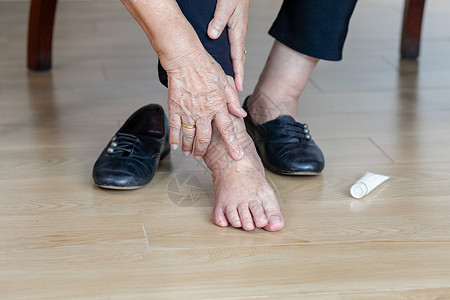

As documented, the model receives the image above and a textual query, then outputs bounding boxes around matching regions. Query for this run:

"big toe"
[263,210,285,232]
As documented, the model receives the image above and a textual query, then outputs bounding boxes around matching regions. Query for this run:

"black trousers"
[159,0,358,86]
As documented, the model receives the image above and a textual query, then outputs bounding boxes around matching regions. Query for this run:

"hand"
[207,0,250,92]
[120,0,247,160]
[164,48,247,161]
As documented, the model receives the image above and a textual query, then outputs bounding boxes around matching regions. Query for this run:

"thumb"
[207,0,234,39]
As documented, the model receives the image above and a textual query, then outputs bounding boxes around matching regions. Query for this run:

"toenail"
[269,216,282,223]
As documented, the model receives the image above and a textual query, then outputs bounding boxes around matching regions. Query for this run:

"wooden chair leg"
[400,0,426,60]
[27,0,58,71]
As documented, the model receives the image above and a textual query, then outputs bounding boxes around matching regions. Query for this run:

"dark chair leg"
[27,0,58,71]
[400,0,426,60]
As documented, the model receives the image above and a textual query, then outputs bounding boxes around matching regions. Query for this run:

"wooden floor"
[2,0,450,298]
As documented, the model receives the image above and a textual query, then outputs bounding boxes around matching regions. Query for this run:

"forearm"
[121,0,204,68]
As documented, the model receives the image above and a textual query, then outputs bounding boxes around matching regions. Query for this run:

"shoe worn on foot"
[243,97,324,175]
[92,104,170,189]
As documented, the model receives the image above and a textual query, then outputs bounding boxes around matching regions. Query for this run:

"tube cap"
[350,182,368,199]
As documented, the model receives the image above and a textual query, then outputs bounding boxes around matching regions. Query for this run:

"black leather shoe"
[92,104,170,189]
[243,97,324,175]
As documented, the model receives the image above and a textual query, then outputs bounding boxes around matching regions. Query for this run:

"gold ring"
[244,49,247,55]
[182,123,195,129]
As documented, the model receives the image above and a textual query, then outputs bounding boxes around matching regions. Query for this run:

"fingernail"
[193,156,202,160]
[235,149,244,158]
[183,151,191,157]
[172,144,178,150]
[210,29,219,38]
[246,222,254,229]
[240,108,247,116]
[269,216,282,224]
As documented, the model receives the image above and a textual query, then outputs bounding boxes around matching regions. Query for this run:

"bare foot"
[203,116,284,232]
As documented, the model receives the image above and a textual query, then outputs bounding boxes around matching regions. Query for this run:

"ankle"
[203,118,263,174]
[246,92,298,124]
[203,118,246,168]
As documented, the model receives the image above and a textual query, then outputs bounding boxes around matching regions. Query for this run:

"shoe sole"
[265,167,321,176]
[270,171,321,176]
[95,185,145,190]
[94,147,171,190]
[262,161,322,176]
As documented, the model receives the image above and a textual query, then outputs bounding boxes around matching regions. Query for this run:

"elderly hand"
[207,0,250,92]
[164,48,247,161]
[120,0,247,161]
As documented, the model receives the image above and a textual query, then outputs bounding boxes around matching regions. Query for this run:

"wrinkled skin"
[164,48,246,160]
[208,0,250,92]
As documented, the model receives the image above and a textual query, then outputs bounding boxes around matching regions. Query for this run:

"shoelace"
[106,132,137,157]
[284,122,312,140]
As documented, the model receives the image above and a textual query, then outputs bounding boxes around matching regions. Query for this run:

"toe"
[225,205,242,228]
[256,186,284,232]
[212,208,229,228]
[263,209,285,232]
[249,201,268,228]
[237,203,255,231]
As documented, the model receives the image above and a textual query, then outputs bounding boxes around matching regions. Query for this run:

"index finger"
[229,30,246,92]
[214,107,244,161]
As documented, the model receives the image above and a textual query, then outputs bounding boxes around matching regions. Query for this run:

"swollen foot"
[203,117,284,232]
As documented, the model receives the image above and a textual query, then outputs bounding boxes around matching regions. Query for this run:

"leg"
[401,0,426,59]
[248,0,357,124]
[27,0,58,71]
[161,1,284,230]
[242,0,357,175]
[246,40,318,124]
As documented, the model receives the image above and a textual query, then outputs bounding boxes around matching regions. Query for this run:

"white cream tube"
[350,172,390,199]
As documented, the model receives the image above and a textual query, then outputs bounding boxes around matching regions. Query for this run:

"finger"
[169,112,182,150]
[233,56,244,93]
[229,30,246,92]
[181,119,196,156]
[224,82,246,118]
[207,0,234,39]
[214,108,244,161]
[193,117,212,159]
